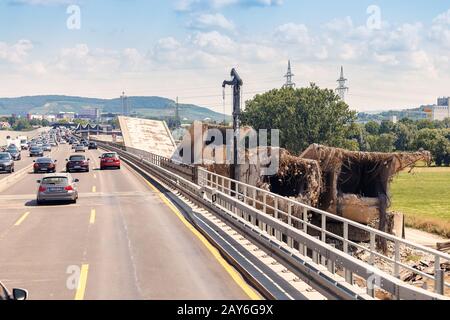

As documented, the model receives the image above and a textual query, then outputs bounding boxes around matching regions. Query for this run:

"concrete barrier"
[0,163,34,193]
[0,144,58,193]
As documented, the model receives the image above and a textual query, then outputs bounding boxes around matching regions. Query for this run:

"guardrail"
[92,138,449,300]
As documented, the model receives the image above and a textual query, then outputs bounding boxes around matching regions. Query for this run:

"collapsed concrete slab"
[173,122,431,243]
[118,116,176,158]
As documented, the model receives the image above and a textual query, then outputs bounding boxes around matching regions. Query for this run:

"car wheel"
[36,200,43,206]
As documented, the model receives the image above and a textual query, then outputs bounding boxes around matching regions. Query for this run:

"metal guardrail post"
[345,269,354,285]
[394,240,400,278]
[328,244,336,274]
[321,214,327,265]
[435,257,444,295]
[370,233,376,266]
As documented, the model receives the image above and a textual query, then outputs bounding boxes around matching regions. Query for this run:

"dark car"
[6,145,21,161]
[100,152,121,170]
[66,155,90,173]
[34,157,57,173]
[88,142,98,150]
[30,146,44,157]
[0,153,14,173]
[0,281,28,300]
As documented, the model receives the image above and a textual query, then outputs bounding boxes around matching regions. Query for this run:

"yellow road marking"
[89,209,96,224]
[142,178,260,300]
[14,212,30,226]
[74,264,89,300]
[92,186,97,193]
[93,174,97,179]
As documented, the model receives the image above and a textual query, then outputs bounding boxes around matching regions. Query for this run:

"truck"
[18,136,28,150]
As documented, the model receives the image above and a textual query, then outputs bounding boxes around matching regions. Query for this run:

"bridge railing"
[92,138,449,300]
[197,168,450,297]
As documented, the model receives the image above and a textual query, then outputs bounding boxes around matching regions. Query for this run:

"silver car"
[36,173,79,205]
[74,144,86,152]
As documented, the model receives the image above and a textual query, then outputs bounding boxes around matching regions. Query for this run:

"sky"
[1,0,450,114]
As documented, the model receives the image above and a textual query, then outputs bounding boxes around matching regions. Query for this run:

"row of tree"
[241,85,450,166]
[0,117,51,131]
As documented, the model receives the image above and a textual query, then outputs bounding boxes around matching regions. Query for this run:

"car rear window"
[42,177,68,185]
[37,158,52,163]
[70,156,85,161]
[102,153,117,159]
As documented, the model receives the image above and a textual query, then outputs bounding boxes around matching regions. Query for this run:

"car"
[66,155,90,173]
[88,142,98,150]
[100,152,121,170]
[36,173,79,205]
[74,144,86,152]
[20,139,29,150]
[30,146,44,157]
[0,281,28,300]
[33,157,57,173]
[60,140,67,145]
[43,144,52,152]
[6,145,21,161]
[50,141,57,147]
[0,153,14,173]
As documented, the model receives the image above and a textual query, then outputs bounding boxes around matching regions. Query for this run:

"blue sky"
[1,0,450,113]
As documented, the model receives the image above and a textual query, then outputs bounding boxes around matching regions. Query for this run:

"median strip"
[14,212,30,226]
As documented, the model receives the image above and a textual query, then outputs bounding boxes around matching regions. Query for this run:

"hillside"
[0,95,229,122]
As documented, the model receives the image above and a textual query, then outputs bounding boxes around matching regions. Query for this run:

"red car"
[100,152,121,170]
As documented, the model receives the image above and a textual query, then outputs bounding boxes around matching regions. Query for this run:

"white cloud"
[0,39,33,64]
[188,13,235,31]
[174,0,282,11]
[273,23,311,45]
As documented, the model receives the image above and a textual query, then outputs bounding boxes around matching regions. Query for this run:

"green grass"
[391,167,450,238]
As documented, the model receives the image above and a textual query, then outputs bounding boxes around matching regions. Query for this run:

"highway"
[0,144,256,300]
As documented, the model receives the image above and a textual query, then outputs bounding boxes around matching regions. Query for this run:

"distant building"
[389,115,398,124]
[57,112,76,122]
[421,97,450,121]
[44,115,57,122]
[27,114,44,121]
[100,112,120,122]
[437,97,450,107]
[431,105,450,121]
[77,108,101,121]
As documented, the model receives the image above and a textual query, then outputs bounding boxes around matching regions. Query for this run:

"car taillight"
[65,186,74,191]
[39,186,46,192]
[34,163,39,168]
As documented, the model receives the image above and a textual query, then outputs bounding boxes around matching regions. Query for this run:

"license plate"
[48,187,64,193]
[107,160,114,163]
[74,166,81,169]
[41,168,47,171]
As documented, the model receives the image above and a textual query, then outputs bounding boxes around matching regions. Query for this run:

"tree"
[379,120,395,134]
[365,133,396,153]
[365,121,380,135]
[12,118,32,131]
[393,123,415,151]
[416,119,435,130]
[241,85,356,153]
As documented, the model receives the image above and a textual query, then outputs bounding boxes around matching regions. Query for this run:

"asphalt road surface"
[0,145,254,300]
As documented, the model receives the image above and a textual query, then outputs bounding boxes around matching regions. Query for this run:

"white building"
[431,105,450,121]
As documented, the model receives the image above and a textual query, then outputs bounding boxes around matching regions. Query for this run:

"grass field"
[391,167,450,238]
